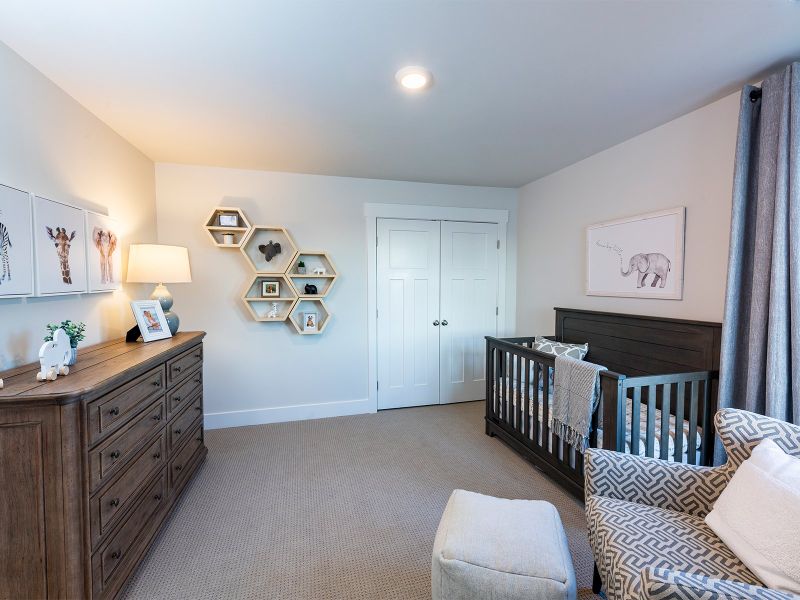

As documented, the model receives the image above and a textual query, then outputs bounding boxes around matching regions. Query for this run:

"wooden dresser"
[0,332,207,600]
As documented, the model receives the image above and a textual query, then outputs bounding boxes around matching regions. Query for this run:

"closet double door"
[377,218,499,409]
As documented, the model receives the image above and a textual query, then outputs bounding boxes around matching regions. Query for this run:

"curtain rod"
[749,88,762,102]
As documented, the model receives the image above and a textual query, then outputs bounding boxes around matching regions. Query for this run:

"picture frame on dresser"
[85,210,122,293]
[33,195,88,295]
[130,300,173,342]
[0,183,35,298]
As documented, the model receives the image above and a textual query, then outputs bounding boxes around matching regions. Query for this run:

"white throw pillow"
[705,438,800,594]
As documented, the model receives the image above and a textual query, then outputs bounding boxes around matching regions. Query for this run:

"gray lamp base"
[150,283,180,335]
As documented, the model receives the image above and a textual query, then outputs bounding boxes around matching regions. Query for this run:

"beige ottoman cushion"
[432,490,576,600]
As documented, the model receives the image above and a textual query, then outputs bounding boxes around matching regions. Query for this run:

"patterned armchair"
[585,408,800,600]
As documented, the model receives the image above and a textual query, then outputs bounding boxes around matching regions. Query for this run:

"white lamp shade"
[126,244,192,283]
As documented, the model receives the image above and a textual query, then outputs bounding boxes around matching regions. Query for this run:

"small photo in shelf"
[130,300,172,342]
[218,213,239,227]
[261,280,280,297]
[303,312,317,332]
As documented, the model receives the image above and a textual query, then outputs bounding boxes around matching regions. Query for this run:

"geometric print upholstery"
[585,496,761,600]
[585,409,800,600]
[639,567,798,599]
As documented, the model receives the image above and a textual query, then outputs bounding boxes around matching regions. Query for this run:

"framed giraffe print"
[0,183,35,298]
[33,195,88,295]
[85,210,122,293]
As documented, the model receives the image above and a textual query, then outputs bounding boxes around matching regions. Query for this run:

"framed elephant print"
[0,183,35,298]
[85,210,122,292]
[586,207,685,300]
[33,195,88,296]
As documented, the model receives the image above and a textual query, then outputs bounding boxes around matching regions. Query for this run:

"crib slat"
[523,357,531,440]
[515,353,522,433]
[700,380,713,466]
[542,361,551,449]
[674,382,685,463]
[688,381,699,465]
[645,385,656,457]
[503,351,509,423]
[531,361,541,445]
[630,387,641,457]
[659,383,671,461]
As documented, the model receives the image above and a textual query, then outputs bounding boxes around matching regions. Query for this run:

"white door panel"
[439,221,499,404]
[377,219,440,409]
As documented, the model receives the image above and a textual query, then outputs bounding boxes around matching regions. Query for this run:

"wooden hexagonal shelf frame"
[289,299,331,335]
[241,274,298,322]
[204,206,252,247]
[286,251,339,299]
[240,226,299,274]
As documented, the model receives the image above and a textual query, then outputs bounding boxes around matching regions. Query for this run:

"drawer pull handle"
[174,428,182,435]
[195,407,202,412]
[152,379,161,387]
[109,498,120,507]
[174,396,182,403]
[111,551,121,560]
[194,353,201,359]
[109,406,120,416]
[154,494,162,501]
[175,465,183,472]
[153,452,161,459]
[152,414,162,421]
[109,450,120,460]
[194,378,201,384]
[196,436,203,442]
[173,365,182,373]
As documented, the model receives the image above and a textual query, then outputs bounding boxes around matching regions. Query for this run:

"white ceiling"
[1,1,799,188]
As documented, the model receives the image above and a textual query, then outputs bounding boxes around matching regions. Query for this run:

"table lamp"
[126,244,192,335]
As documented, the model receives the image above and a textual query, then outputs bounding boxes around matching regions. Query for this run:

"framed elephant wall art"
[86,210,122,292]
[586,206,685,300]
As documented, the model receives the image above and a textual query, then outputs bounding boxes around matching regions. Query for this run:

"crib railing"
[485,336,717,498]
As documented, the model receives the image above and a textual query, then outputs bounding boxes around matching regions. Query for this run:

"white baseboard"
[204,397,375,430]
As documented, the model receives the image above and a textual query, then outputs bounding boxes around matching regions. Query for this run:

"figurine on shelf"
[257,240,282,262]
[304,284,318,295]
[312,267,326,275]
[37,328,72,381]
[267,302,279,319]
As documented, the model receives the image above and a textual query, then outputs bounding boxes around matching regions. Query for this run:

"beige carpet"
[121,401,599,599]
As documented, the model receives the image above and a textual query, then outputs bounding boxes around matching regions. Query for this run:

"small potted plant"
[44,320,86,366]
[297,260,306,274]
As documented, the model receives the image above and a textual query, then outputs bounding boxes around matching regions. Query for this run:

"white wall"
[155,163,517,427]
[516,91,740,334]
[0,43,156,369]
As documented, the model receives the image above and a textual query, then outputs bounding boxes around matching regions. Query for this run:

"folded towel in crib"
[551,355,606,452]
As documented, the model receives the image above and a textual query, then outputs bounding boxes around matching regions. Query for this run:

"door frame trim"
[364,203,510,413]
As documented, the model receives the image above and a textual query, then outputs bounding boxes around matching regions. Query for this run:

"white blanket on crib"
[551,355,606,452]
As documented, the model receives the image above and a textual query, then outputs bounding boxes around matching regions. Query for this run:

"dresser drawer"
[167,345,203,387]
[167,367,202,418]
[90,432,166,548]
[92,474,166,596]
[168,394,203,453]
[87,366,165,445]
[169,422,204,494]
[89,399,165,491]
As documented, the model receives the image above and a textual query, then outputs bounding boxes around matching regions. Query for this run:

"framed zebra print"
[0,183,34,298]
[85,210,122,293]
[33,195,88,296]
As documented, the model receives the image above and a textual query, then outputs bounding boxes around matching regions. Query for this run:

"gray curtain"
[718,62,800,462]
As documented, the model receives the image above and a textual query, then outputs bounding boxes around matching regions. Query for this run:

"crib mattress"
[496,383,703,464]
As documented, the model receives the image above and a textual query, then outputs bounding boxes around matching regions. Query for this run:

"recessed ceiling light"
[395,66,433,91]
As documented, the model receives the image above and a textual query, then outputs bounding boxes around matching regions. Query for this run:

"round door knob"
[432,320,440,326]
[174,396,182,403]
[175,465,182,472]
[109,498,120,507]
[174,428,182,435]
[152,414,162,421]
[153,452,161,460]
[111,551,121,560]
[109,450,120,460]
[154,494,162,501]
[109,407,120,416]
[441,320,449,326]
[173,365,182,372]
[151,380,160,387]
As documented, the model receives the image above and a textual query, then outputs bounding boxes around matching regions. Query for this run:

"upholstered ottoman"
[432,490,576,600]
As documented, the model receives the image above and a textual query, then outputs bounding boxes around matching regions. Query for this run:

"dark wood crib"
[485,308,721,499]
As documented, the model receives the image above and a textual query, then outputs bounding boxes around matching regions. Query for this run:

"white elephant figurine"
[312,267,326,275]
[621,252,671,288]
[37,328,71,381]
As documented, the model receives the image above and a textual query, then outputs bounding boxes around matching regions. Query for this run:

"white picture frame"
[130,300,173,342]
[586,207,685,300]
[85,211,122,293]
[303,312,318,332]
[0,184,35,298]
[33,195,88,295]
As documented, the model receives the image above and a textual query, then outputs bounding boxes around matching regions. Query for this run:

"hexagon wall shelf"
[289,299,331,335]
[240,226,298,274]
[241,274,298,322]
[204,206,252,247]
[286,251,339,299]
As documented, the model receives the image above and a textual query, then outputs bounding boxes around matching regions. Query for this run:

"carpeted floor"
[121,401,599,599]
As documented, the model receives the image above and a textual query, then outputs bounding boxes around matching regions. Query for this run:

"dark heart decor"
[304,284,318,295]
[257,240,282,262]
